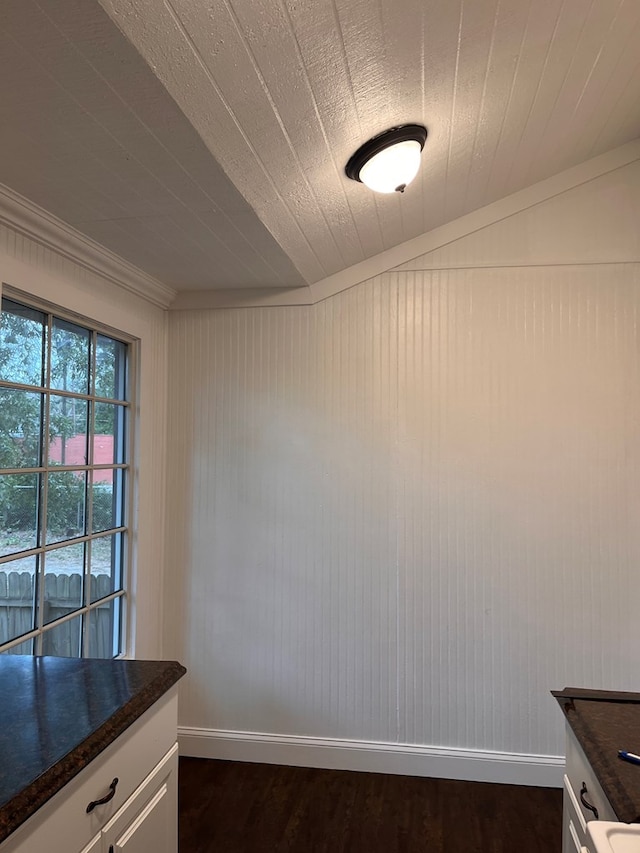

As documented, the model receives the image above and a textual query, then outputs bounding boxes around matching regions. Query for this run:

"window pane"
[91,469,125,534]
[93,402,126,464]
[0,300,129,659]
[48,395,88,466]
[41,613,82,658]
[1,637,33,655]
[50,318,90,395]
[87,596,122,659]
[0,298,46,387]
[0,389,43,469]
[42,543,84,625]
[0,473,39,556]
[0,555,37,645]
[90,533,123,603]
[46,471,87,544]
[95,335,127,401]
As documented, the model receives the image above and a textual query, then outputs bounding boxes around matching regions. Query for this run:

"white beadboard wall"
[0,218,169,658]
[167,163,640,782]
[392,161,640,274]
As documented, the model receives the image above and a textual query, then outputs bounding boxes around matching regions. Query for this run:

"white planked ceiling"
[2,0,640,298]
[0,0,304,292]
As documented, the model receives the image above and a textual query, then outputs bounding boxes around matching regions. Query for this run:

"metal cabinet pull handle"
[579,782,599,820]
[86,777,119,813]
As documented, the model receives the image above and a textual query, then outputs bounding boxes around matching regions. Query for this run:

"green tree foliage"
[47,472,86,535]
[0,301,125,538]
[0,388,40,469]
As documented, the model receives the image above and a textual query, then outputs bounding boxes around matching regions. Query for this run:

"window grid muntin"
[0,294,130,658]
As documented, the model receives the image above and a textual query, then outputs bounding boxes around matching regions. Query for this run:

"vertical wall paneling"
[167,268,640,759]
[166,163,640,773]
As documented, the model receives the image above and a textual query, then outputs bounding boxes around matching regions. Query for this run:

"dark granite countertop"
[553,687,640,824]
[0,656,186,845]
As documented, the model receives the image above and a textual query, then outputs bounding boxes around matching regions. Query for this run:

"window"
[0,295,131,658]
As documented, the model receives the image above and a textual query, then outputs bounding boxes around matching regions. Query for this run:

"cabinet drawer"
[563,774,588,852]
[102,743,178,853]
[565,817,583,853]
[1,687,178,853]
[565,723,616,825]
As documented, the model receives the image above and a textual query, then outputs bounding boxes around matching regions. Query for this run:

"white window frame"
[0,288,136,658]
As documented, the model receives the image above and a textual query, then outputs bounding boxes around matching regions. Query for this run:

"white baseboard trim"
[178,727,563,788]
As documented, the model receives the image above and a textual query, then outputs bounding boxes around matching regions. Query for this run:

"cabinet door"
[102,744,178,853]
[109,776,174,853]
[79,833,103,853]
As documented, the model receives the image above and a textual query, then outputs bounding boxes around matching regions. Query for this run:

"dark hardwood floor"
[179,757,562,852]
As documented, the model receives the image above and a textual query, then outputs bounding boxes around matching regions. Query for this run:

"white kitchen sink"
[586,821,640,853]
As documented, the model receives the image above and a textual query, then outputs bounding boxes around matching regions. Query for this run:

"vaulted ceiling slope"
[2,0,640,303]
[0,0,304,293]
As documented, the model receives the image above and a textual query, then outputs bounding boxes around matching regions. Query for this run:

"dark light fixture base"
[345,124,428,186]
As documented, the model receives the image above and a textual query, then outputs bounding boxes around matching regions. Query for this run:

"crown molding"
[0,183,176,310]
[170,285,314,310]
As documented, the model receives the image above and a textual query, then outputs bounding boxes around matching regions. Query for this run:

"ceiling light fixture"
[345,124,428,194]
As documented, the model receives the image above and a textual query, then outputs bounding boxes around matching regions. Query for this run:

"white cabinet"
[1,688,179,853]
[562,723,616,853]
[102,743,178,853]
[80,835,103,853]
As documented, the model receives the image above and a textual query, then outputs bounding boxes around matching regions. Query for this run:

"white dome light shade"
[345,124,427,194]
[358,139,423,193]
